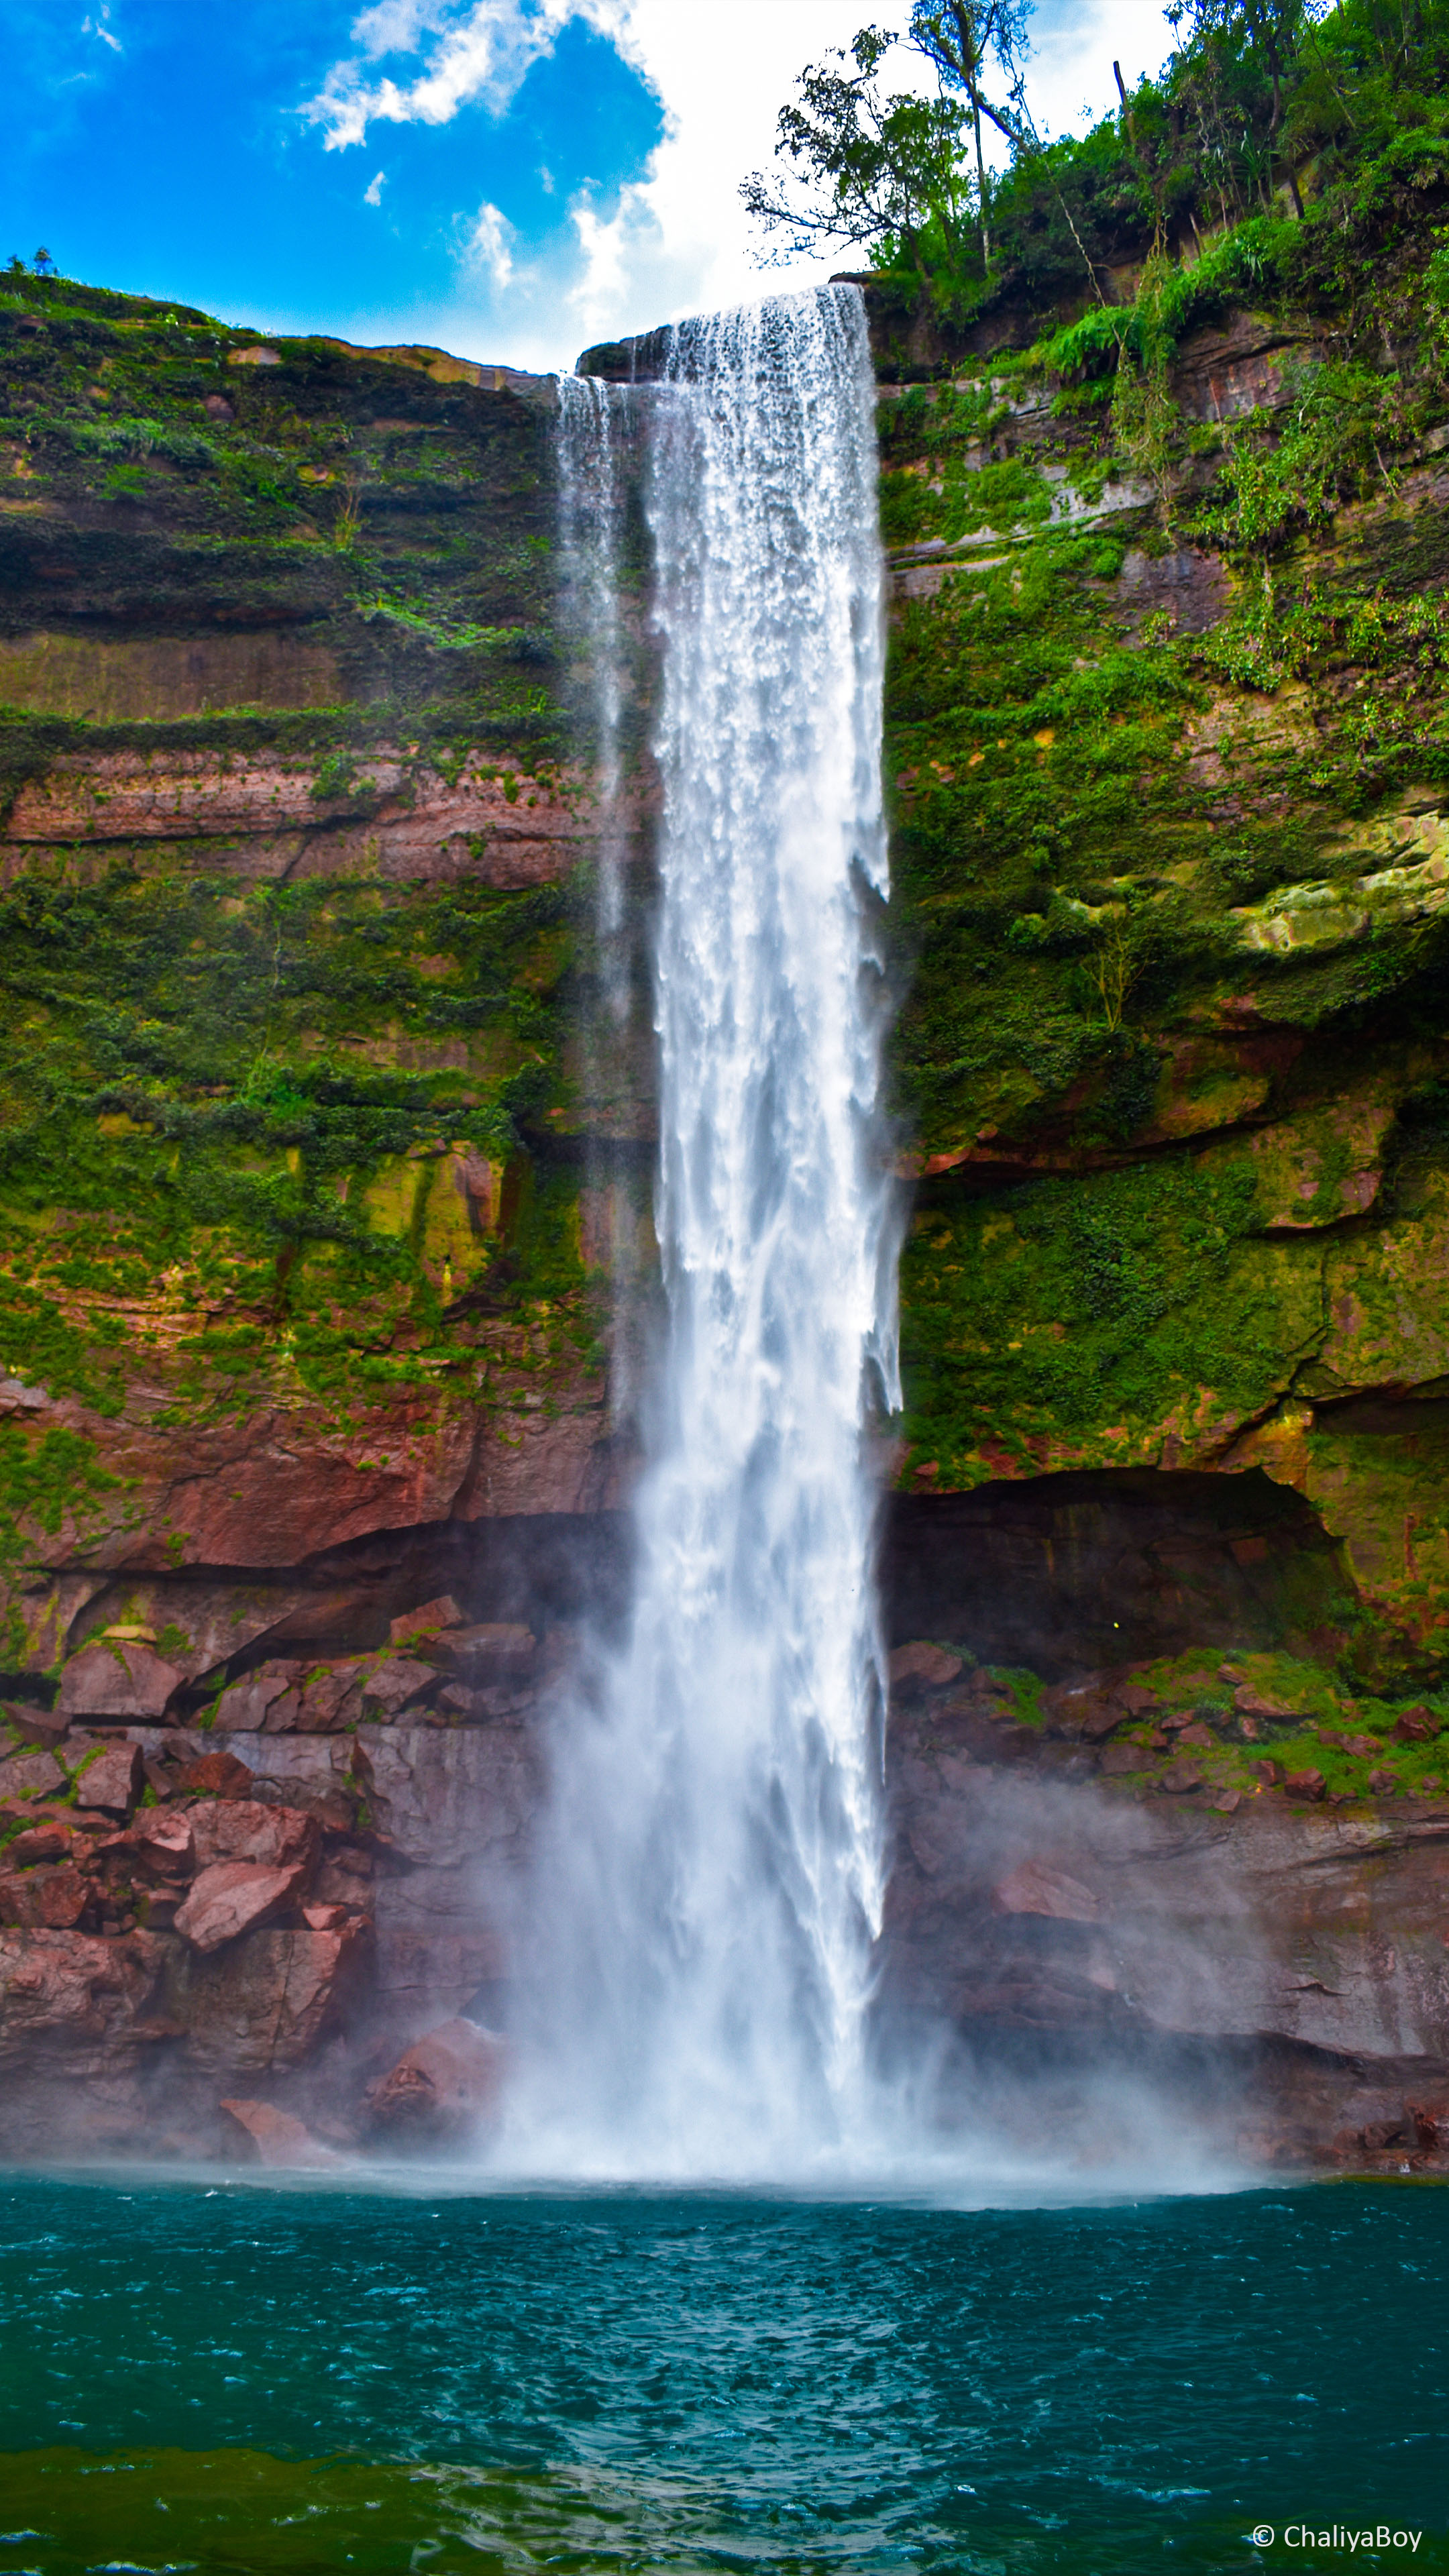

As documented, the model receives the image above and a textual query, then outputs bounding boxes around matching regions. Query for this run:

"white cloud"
[465,198,517,287]
[302,0,580,150]
[81,7,122,52]
[364,169,386,205]
[292,0,1177,372]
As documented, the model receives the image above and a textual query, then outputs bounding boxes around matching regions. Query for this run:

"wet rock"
[58,1643,182,1724]
[991,1860,1100,1921]
[174,1859,308,1953]
[302,1903,349,1931]
[1097,1743,1150,1775]
[219,2097,340,2167]
[1395,1709,1441,1743]
[1367,1767,1399,1793]
[178,1925,370,2076]
[73,1741,144,1818]
[366,2015,504,2145]
[1177,1721,1217,1750]
[888,1641,964,1696]
[437,1623,537,1683]
[354,1722,539,1867]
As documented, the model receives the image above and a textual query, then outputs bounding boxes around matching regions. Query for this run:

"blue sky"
[5,1,1176,372]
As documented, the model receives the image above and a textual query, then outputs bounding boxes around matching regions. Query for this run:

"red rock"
[1117,1684,1160,1714]
[219,2097,339,2167]
[1177,1721,1216,1750]
[58,1643,182,1724]
[302,1903,347,1930]
[367,2016,504,2145]
[175,1750,254,1799]
[1097,1743,1149,1774]
[32,1867,91,1929]
[1394,1709,1440,1743]
[130,1813,195,1880]
[389,1596,464,1646]
[294,1664,366,1731]
[189,1799,318,1875]
[1209,1788,1242,1813]
[180,1923,371,2075]
[1234,1684,1295,1721]
[991,1860,1099,1921]
[1367,1768,1399,1794]
[213,1661,306,1733]
[360,1657,437,1718]
[1249,1758,1284,1785]
[174,1859,307,1953]
[1160,1762,1204,1793]
[888,1641,964,1696]
[1283,1768,1326,1801]
[73,1742,144,1818]
[6,1822,72,1867]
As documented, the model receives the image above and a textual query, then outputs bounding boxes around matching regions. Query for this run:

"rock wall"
[2,260,1448,2169]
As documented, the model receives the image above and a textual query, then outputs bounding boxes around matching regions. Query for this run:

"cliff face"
[1,261,1447,2170]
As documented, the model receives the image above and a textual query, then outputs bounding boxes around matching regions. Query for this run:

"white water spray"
[504,286,897,2179]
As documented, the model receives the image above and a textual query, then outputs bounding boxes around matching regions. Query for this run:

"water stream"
[504,285,897,2179]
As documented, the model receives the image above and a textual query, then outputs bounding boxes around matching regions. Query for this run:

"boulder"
[175,1749,254,1799]
[130,1813,195,1881]
[390,1596,464,1646]
[1283,1768,1327,1801]
[174,1859,307,1954]
[0,1750,64,1803]
[5,1821,72,1868]
[1097,1743,1148,1775]
[1159,1761,1205,1793]
[73,1742,144,1818]
[212,1662,306,1733]
[888,1641,963,1696]
[178,1925,370,2076]
[58,1643,182,1724]
[219,2097,339,2167]
[991,1860,1100,1922]
[366,2015,504,2146]
[359,1657,437,1719]
[189,1799,318,1875]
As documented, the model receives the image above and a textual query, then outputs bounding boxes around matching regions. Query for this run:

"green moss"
[898,1151,1322,1483]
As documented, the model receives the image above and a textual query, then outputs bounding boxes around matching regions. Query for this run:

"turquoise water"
[0,2173,1444,2573]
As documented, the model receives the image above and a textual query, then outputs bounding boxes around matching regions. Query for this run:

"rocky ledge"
[2,1598,1446,2172]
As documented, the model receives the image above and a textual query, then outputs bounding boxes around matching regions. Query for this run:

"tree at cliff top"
[744,0,1449,325]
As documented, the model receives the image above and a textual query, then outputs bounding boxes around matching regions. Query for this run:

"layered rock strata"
[4,257,1449,2164]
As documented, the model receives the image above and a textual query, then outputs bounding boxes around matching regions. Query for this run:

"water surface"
[1,2172,1444,2571]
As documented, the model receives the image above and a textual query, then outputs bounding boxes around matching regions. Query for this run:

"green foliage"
[0,1422,122,1580]
[1189,360,1423,553]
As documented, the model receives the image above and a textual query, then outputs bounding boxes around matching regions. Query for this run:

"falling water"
[506,284,897,2179]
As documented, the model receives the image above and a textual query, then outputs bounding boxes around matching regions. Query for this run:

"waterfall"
[505,284,897,2180]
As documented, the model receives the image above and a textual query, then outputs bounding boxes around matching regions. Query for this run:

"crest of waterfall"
[504,285,898,2180]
